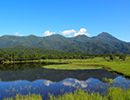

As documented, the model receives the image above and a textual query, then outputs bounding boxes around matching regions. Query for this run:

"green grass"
[108,88,130,100]
[50,88,130,100]
[4,94,42,100]
[43,57,130,76]
[43,64,102,70]
[4,88,130,100]
[50,90,107,100]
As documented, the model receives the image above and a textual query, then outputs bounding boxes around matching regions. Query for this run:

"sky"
[0,0,130,41]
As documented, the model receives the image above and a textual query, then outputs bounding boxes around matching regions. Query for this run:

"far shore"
[0,57,130,78]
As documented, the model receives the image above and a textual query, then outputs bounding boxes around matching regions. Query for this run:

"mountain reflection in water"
[0,67,118,81]
[0,64,129,100]
[0,76,130,100]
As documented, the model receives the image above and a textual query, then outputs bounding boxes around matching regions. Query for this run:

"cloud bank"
[43,30,55,36]
[43,28,89,37]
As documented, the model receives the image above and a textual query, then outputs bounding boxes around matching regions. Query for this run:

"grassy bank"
[2,57,130,76]
[50,88,130,100]
[4,88,130,100]
[43,57,130,76]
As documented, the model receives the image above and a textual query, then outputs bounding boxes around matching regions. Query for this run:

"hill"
[0,32,130,54]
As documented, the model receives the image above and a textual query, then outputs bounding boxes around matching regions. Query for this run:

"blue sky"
[0,0,130,41]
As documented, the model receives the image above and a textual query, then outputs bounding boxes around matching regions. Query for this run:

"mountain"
[0,32,130,54]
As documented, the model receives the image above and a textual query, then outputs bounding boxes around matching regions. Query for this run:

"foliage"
[0,48,128,64]
[119,54,127,61]
[4,94,42,100]
[0,48,92,64]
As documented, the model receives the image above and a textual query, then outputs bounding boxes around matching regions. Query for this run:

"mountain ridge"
[0,32,130,54]
[0,32,129,42]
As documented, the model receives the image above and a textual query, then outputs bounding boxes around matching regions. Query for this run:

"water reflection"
[0,76,130,100]
[0,66,118,81]
[0,64,128,100]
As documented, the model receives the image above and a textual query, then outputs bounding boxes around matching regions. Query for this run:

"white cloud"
[62,29,76,37]
[62,28,89,37]
[14,32,23,36]
[74,28,89,36]
[42,28,90,37]
[43,30,55,36]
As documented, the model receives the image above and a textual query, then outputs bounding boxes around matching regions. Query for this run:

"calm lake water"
[0,64,130,100]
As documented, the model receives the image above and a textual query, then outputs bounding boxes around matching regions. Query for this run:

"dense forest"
[0,48,127,63]
[0,48,90,61]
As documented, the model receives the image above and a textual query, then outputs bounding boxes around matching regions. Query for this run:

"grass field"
[43,56,130,76]
[4,88,130,100]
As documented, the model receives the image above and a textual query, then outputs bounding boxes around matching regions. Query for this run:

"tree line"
[0,48,128,63]
[0,48,91,63]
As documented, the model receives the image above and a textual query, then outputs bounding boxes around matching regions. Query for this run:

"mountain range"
[0,32,130,54]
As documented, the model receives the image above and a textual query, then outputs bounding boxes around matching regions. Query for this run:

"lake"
[0,64,130,100]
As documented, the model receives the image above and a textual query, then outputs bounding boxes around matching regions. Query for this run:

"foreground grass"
[4,88,130,100]
[4,94,42,100]
[43,57,130,76]
[50,90,107,100]
[50,88,130,100]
